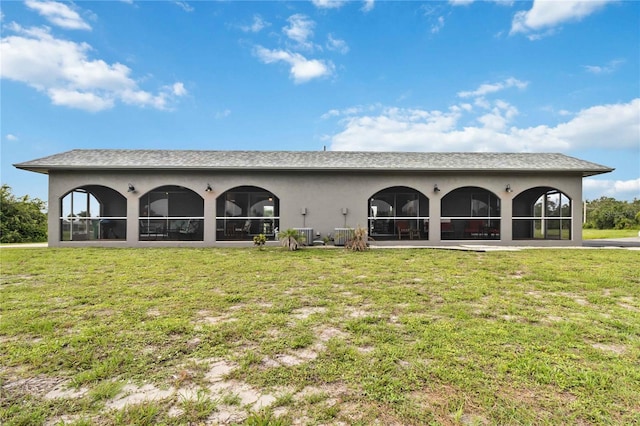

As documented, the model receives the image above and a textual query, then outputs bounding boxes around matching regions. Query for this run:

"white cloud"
[584,59,624,75]
[6,134,18,141]
[0,24,185,111]
[25,0,91,30]
[326,34,349,54]
[241,15,269,33]
[361,0,375,12]
[584,178,640,200]
[511,0,613,38]
[457,77,528,98]
[283,14,316,50]
[431,16,445,34]
[327,98,639,153]
[311,0,346,9]
[551,99,640,149]
[254,46,334,84]
[48,87,114,111]
[170,82,187,96]
[174,1,194,12]
[215,109,231,119]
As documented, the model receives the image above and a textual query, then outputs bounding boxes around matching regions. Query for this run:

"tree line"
[583,197,640,230]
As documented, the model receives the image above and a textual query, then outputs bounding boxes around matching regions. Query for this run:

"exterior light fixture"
[127,183,135,192]
[205,184,213,192]
[506,184,513,193]
[433,184,441,193]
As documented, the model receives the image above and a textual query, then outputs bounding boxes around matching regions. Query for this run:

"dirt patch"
[292,306,327,320]
[295,383,348,401]
[105,383,174,410]
[44,381,88,400]
[542,315,564,323]
[263,349,319,367]
[591,343,626,355]
[316,326,348,342]
[618,302,638,312]
[205,360,237,382]
[346,306,374,318]
[510,271,525,279]
[559,292,590,306]
[195,314,236,327]
[356,346,374,354]
[2,375,65,399]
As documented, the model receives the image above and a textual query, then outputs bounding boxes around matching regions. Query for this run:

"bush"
[0,185,47,243]
[278,229,305,251]
[253,233,267,249]
[345,225,369,251]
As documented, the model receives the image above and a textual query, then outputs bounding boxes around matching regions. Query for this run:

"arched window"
[60,186,126,241]
[368,186,429,240]
[441,187,501,240]
[216,186,279,241]
[513,187,572,240]
[139,185,204,241]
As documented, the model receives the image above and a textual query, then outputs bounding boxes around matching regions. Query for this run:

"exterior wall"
[47,169,584,247]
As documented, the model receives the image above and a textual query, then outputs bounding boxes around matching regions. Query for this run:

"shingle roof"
[14,149,613,177]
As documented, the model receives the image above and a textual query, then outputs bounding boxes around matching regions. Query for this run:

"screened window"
[368,187,429,240]
[441,187,501,240]
[216,186,279,241]
[60,186,126,241]
[513,188,572,240]
[139,186,204,241]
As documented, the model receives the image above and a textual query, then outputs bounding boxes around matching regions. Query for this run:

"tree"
[0,185,47,243]
[584,197,640,229]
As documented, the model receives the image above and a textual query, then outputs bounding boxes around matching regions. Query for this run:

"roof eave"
[13,164,615,176]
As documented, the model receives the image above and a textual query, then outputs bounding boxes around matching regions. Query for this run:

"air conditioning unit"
[293,228,314,246]
[333,228,354,246]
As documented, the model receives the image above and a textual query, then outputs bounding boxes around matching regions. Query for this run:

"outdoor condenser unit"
[293,228,314,246]
[333,228,354,246]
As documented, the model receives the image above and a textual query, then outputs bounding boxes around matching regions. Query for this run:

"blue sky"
[1,0,638,203]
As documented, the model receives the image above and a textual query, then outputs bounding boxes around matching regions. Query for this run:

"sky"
[1,0,639,204]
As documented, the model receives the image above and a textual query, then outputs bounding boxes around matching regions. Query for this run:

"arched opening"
[513,187,572,240]
[216,186,279,241]
[441,186,501,240]
[139,185,204,241]
[368,186,429,240]
[60,186,126,241]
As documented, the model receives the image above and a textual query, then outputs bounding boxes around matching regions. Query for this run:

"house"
[14,149,613,247]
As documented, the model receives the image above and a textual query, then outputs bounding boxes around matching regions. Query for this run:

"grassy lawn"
[1,248,639,425]
[582,228,640,239]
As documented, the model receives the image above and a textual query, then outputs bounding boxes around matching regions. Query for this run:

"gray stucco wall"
[47,169,583,247]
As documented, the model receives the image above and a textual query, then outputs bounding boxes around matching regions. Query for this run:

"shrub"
[345,225,369,251]
[253,233,267,249]
[0,185,47,243]
[278,228,305,251]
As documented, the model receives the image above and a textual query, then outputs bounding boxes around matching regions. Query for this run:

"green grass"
[1,247,639,425]
[582,228,640,239]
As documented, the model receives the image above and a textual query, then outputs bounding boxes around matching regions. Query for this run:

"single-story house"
[14,149,613,247]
